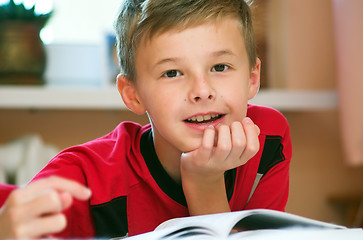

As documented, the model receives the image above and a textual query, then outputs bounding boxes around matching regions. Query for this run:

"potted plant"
[0,0,52,85]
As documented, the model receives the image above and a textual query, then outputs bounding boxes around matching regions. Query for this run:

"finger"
[214,124,232,163]
[0,188,65,238]
[255,123,261,136]
[197,126,216,163]
[201,126,216,150]
[19,176,91,204]
[59,192,74,210]
[240,117,260,161]
[180,126,216,171]
[14,189,63,224]
[21,213,67,238]
[227,121,247,167]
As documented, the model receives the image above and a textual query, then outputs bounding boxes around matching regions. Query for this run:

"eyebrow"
[154,57,180,68]
[153,49,237,68]
[211,49,237,58]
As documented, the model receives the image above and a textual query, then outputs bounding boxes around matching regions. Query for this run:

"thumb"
[59,192,73,210]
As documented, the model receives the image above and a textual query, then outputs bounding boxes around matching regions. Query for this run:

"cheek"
[145,93,179,125]
[222,82,249,101]
[221,86,249,118]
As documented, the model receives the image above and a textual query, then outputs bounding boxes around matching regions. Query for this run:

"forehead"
[138,16,243,49]
[134,17,248,70]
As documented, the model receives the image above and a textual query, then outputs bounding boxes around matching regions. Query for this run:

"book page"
[155,209,345,238]
[155,211,253,238]
[228,228,363,240]
[123,226,216,240]
[232,209,344,231]
[124,209,347,239]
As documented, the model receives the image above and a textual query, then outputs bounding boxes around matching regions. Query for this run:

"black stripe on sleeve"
[91,196,128,238]
[258,135,285,176]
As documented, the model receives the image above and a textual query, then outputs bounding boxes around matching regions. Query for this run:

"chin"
[179,139,203,153]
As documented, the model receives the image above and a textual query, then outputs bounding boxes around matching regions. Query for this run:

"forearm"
[182,174,231,216]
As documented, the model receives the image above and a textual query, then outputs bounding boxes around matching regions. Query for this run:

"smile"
[185,114,223,124]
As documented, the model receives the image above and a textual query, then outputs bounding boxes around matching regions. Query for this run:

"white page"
[228,228,363,240]
[155,211,252,238]
[125,209,347,240]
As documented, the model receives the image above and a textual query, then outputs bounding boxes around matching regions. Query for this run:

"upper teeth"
[188,114,219,122]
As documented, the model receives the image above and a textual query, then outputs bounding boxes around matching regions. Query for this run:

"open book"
[124,209,363,239]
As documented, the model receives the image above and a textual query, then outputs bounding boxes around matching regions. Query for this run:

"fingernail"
[84,188,92,197]
[243,117,252,123]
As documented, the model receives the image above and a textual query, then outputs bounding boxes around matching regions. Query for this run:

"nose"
[188,75,216,103]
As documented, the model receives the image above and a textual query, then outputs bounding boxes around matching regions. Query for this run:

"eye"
[211,64,229,72]
[163,70,182,78]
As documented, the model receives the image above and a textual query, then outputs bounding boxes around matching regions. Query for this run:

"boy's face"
[122,17,260,154]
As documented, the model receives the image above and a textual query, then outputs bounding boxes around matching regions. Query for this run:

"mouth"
[184,113,224,124]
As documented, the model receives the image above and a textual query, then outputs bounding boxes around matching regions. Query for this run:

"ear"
[248,58,261,100]
[117,74,146,115]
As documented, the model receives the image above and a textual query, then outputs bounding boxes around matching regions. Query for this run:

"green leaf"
[0,0,53,25]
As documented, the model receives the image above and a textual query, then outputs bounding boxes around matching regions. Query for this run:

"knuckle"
[47,175,59,184]
[200,140,213,151]
[218,142,231,152]
[8,208,21,224]
[8,219,26,238]
[233,138,246,149]
[44,190,62,210]
[11,228,22,239]
[246,141,260,156]
[7,190,22,205]
[46,189,57,200]
[54,214,67,232]
[251,141,260,153]
[231,121,243,132]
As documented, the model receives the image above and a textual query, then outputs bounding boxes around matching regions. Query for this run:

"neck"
[152,130,182,183]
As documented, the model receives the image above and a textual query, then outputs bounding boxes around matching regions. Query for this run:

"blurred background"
[0,0,363,229]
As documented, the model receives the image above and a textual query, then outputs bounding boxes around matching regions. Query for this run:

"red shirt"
[0,184,17,207]
[32,104,292,238]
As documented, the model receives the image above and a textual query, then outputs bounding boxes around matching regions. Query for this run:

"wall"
[1,108,363,226]
[266,0,363,225]
[284,111,363,225]
[267,0,336,89]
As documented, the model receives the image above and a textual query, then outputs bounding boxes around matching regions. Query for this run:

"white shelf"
[249,89,338,111]
[0,85,125,110]
[0,86,337,111]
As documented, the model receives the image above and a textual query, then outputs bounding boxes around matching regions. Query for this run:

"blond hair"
[115,0,256,82]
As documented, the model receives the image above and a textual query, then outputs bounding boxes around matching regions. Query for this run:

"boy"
[0,0,291,238]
